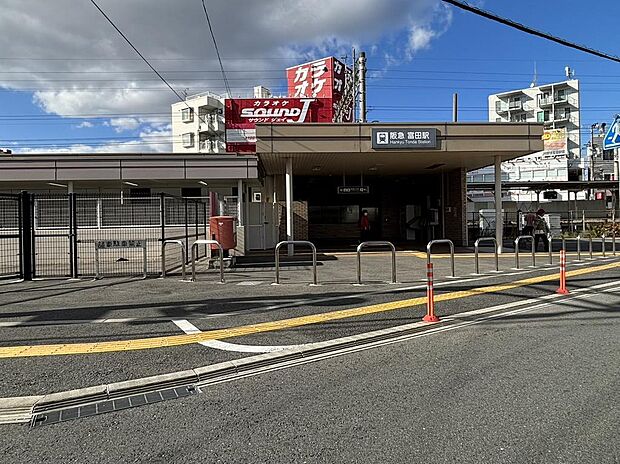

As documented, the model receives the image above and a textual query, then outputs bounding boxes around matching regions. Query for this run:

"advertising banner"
[286,56,353,123]
[542,128,568,156]
[225,97,333,152]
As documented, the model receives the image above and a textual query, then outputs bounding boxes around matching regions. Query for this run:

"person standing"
[359,209,370,243]
[522,211,536,236]
[534,208,550,252]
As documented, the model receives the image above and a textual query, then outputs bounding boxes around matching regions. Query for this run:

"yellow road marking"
[1,261,619,359]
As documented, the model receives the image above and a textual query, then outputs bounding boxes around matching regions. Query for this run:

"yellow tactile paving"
[1,261,618,359]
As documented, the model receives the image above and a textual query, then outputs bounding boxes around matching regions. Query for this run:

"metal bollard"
[356,241,396,284]
[602,234,606,258]
[426,239,455,277]
[514,235,535,269]
[613,232,616,256]
[548,234,553,265]
[576,235,581,261]
[474,237,499,274]
[589,235,593,259]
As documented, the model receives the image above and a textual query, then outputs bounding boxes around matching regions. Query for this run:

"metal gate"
[0,193,22,279]
[3,192,211,280]
[32,194,75,278]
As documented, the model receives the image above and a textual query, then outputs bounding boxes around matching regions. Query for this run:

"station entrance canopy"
[255,122,544,175]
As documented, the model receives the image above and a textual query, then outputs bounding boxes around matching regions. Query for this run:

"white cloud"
[108,117,141,133]
[407,3,453,56]
[0,0,452,152]
[75,121,94,128]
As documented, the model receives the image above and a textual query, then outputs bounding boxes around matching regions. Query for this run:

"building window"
[182,132,194,147]
[181,107,194,123]
[539,92,551,105]
[555,89,567,102]
[181,187,202,198]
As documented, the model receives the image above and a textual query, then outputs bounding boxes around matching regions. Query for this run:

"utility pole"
[452,93,458,122]
[358,51,367,123]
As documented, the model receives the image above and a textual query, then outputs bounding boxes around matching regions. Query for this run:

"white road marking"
[173,280,620,353]
[1,258,617,329]
[236,281,265,286]
[171,319,297,353]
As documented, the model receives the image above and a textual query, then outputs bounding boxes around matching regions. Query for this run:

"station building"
[0,122,543,252]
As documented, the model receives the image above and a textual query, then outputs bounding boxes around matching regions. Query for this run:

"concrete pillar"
[285,157,294,256]
[237,179,243,226]
[495,155,503,253]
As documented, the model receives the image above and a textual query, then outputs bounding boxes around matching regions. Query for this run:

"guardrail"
[426,239,455,277]
[161,239,186,280]
[514,235,535,269]
[562,235,582,261]
[547,235,553,265]
[357,241,396,284]
[191,239,224,283]
[473,237,498,274]
[274,240,317,285]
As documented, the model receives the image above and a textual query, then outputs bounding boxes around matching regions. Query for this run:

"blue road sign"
[603,116,620,150]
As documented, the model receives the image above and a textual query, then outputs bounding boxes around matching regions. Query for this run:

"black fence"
[0,194,21,279]
[2,192,212,279]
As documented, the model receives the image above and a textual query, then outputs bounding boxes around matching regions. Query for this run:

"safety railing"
[191,239,224,283]
[357,241,396,284]
[426,239,455,277]
[274,240,317,285]
[561,235,582,261]
[473,237,498,274]
[514,235,535,269]
[161,239,186,280]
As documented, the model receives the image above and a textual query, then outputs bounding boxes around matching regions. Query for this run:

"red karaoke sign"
[225,97,333,152]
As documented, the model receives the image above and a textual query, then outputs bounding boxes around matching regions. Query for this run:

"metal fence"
[468,210,619,244]
[2,192,212,279]
[0,194,21,278]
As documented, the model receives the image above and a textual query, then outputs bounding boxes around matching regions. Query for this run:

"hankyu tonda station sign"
[371,128,437,149]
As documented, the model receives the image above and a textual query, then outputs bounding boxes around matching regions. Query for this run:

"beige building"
[171,92,225,154]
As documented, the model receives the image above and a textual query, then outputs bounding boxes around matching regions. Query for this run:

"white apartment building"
[171,92,226,154]
[469,77,582,204]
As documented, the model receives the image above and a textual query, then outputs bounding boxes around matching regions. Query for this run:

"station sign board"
[337,186,370,194]
[371,128,437,149]
[95,239,146,249]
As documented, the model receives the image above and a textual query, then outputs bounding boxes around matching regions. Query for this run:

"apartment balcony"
[495,101,509,114]
[199,114,225,134]
[539,96,553,107]
[199,140,227,154]
[508,100,523,111]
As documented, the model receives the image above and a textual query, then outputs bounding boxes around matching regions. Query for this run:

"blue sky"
[0,0,618,153]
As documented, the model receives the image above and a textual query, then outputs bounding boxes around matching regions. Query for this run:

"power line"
[200,0,231,97]
[88,0,188,104]
[441,0,620,63]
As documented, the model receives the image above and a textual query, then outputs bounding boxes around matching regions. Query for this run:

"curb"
[0,321,434,425]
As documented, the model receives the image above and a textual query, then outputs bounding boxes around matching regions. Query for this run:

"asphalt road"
[1,258,619,396]
[2,278,619,463]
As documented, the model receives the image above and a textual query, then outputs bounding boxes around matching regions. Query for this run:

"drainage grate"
[30,385,196,428]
